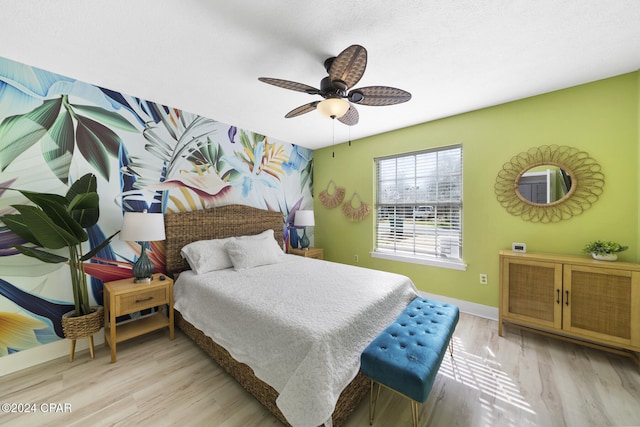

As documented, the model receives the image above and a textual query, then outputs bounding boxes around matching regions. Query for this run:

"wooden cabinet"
[289,247,324,260]
[104,275,174,362]
[499,250,640,359]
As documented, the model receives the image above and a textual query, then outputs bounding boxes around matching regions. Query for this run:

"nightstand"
[289,247,324,260]
[104,274,174,362]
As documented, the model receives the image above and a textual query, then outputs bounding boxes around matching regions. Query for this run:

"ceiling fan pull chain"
[332,118,336,158]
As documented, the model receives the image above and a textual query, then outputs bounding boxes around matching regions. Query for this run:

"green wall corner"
[313,72,639,308]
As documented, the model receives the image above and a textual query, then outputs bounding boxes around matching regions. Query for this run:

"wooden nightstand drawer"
[116,287,168,314]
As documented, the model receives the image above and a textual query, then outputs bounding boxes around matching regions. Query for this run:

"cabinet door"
[563,265,638,349]
[501,257,563,331]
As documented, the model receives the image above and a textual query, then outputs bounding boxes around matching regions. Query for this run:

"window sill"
[370,251,467,271]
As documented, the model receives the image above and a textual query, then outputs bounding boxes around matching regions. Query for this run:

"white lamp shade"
[120,211,166,242]
[317,98,350,119]
[294,210,315,227]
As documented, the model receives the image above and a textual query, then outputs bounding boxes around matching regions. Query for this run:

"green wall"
[637,71,640,255]
[314,72,639,308]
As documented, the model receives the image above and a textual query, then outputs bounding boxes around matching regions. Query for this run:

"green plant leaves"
[0,98,62,172]
[66,173,99,227]
[0,172,118,317]
[70,104,138,132]
[68,192,99,228]
[75,114,122,181]
[582,240,628,255]
[17,190,68,208]
[0,95,133,183]
[11,205,82,249]
[41,109,74,184]
[1,213,39,245]
[12,191,87,242]
[0,174,102,255]
[12,245,69,264]
[80,229,120,261]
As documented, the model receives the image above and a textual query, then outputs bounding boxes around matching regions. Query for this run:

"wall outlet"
[354,255,359,263]
[479,273,488,285]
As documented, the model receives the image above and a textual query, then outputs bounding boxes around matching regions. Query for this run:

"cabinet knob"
[556,289,560,304]
[565,290,569,306]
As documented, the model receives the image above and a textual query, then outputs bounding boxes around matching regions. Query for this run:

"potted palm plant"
[582,240,628,261]
[0,173,118,340]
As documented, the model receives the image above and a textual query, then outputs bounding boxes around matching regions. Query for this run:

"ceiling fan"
[258,44,411,126]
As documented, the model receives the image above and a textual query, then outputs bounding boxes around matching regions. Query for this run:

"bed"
[164,205,417,427]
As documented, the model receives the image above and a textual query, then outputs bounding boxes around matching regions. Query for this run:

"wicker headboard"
[164,204,285,276]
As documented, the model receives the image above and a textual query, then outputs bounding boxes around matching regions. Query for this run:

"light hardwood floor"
[1,313,639,427]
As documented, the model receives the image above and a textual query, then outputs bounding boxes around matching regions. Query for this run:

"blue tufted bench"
[360,297,459,427]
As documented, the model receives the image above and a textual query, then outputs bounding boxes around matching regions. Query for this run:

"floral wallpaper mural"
[0,56,313,357]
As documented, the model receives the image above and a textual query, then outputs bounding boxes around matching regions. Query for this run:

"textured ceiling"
[1,1,639,150]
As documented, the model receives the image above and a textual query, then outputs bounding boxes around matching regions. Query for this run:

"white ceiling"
[1,1,639,150]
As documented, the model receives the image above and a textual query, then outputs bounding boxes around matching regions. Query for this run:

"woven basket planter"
[61,306,104,339]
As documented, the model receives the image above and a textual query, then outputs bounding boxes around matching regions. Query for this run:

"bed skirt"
[175,310,369,427]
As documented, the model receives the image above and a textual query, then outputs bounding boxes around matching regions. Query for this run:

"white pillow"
[236,229,275,241]
[225,233,284,271]
[180,237,234,274]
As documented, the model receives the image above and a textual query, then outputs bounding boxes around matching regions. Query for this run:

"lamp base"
[132,242,155,284]
[299,228,310,249]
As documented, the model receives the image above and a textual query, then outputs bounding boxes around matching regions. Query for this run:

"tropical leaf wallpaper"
[0,56,313,358]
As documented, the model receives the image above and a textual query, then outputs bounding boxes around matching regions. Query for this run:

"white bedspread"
[174,255,417,427]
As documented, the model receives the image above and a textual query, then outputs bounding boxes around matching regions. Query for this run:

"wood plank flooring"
[1,313,638,426]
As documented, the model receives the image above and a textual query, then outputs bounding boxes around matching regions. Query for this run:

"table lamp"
[294,210,315,249]
[120,210,166,283]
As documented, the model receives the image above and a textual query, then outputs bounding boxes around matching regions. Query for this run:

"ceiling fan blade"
[337,104,359,126]
[258,77,320,94]
[285,101,320,118]
[348,86,412,106]
[329,45,367,90]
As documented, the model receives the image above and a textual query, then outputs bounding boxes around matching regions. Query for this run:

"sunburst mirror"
[495,145,605,223]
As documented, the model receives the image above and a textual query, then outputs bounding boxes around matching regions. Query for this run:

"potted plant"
[0,173,118,340]
[582,240,628,261]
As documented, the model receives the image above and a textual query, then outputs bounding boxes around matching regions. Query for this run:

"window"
[373,145,464,270]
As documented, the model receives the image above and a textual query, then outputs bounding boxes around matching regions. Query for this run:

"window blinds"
[375,145,462,261]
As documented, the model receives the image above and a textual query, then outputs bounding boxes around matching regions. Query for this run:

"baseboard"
[417,291,498,321]
[0,330,104,377]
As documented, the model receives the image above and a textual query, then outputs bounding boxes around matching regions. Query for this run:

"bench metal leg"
[449,337,454,357]
[369,379,381,425]
[411,399,419,427]
[369,379,425,427]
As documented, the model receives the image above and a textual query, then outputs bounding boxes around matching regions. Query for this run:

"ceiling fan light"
[317,98,350,119]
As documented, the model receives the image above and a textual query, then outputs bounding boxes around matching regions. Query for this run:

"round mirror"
[516,164,575,205]
[495,145,604,222]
